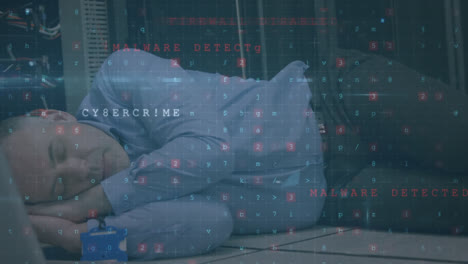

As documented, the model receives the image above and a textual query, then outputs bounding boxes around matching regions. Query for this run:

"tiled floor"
[45,225,468,264]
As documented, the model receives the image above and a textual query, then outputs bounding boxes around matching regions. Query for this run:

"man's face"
[2,112,130,203]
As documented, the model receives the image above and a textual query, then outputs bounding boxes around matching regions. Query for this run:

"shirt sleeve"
[77,49,233,215]
[86,195,233,261]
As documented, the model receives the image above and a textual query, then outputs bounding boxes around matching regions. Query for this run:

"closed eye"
[48,138,66,199]
[52,138,67,164]
[48,141,56,169]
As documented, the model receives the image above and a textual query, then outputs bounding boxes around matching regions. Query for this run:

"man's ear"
[41,110,77,122]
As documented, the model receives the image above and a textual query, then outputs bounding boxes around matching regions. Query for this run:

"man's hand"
[29,215,87,253]
[27,184,113,223]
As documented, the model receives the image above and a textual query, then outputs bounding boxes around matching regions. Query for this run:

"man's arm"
[83,194,233,261]
[100,135,232,216]
[29,215,87,253]
[27,184,112,223]
[76,49,233,216]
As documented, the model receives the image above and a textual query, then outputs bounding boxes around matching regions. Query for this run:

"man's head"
[0,110,130,204]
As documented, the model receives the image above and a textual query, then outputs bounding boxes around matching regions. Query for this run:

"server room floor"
[44,226,468,264]
[43,164,468,263]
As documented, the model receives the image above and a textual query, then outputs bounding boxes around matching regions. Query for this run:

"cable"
[235,0,247,79]
[6,21,61,39]
[453,0,466,94]
[256,0,268,80]
[1,8,61,39]
[2,64,14,72]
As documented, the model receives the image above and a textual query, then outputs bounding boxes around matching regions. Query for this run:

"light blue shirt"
[76,49,325,259]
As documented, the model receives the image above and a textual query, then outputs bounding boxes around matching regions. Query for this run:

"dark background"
[0,0,466,115]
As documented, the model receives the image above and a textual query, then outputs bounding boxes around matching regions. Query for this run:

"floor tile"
[221,225,348,249]
[206,250,451,264]
[285,228,468,262]
[46,247,256,264]
[45,227,468,264]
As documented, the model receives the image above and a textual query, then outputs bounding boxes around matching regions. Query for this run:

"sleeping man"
[0,49,326,260]
[3,46,468,260]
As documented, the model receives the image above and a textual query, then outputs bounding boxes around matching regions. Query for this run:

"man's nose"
[57,158,89,180]
[57,158,94,199]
